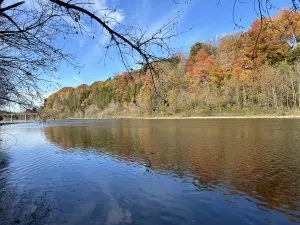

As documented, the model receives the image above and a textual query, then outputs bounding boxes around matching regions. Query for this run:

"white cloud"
[93,0,125,25]
[73,0,126,61]
[72,75,82,83]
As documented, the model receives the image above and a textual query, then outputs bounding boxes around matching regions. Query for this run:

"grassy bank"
[67,116,300,120]
[62,107,300,119]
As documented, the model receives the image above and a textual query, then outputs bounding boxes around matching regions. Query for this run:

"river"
[0,119,299,225]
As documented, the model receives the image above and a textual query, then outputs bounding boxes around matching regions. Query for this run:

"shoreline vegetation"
[69,115,300,119]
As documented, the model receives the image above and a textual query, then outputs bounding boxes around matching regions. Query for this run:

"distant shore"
[3,115,300,125]
[67,115,300,120]
[124,116,300,119]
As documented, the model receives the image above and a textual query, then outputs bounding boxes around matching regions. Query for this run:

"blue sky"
[55,0,289,91]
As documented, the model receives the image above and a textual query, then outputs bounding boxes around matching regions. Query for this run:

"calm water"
[0,119,299,225]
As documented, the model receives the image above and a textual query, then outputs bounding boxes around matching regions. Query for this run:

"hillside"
[42,9,300,119]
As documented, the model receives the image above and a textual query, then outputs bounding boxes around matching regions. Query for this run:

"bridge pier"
[1,113,38,123]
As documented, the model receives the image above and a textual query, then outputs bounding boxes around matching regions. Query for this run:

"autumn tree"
[186,42,216,82]
[274,9,300,46]
[233,20,290,80]
[216,33,241,73]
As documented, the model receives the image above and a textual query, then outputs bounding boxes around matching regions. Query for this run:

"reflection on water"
[0,119,300,225]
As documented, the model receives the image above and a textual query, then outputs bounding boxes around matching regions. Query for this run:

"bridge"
[0,112,39,123]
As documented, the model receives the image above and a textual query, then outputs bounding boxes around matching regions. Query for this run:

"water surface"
[0,119,299,225]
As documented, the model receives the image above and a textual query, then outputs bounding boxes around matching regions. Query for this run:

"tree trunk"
[298,83,300,109]
[291,78,296,108]
[286,91,289,110]
[292,30,298,47]
[243,86,247,108]
[236,86,240,110]
[272,87,278,110]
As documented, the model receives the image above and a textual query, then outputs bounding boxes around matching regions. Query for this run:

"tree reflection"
[44,120,300,221]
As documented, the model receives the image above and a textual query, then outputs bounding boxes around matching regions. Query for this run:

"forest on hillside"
[42,10,300,118]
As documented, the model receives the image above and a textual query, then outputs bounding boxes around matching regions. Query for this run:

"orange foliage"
[274,9,300,45]
[187,49,214,82]
[231,17,291,80]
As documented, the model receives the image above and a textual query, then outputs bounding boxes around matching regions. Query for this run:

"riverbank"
[125,116,300,119]
[5,115,300,124]
[66,115,300,120]
[48,106,300,120]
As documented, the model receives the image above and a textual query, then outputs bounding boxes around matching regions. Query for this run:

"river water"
[0,119,299,225]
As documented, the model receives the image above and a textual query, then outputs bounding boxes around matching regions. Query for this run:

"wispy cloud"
[72,0,126,65]
[72,75,82,83]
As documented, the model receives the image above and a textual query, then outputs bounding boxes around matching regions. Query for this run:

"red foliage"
[187,49,214,82]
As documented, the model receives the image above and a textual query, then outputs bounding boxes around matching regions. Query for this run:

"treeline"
[43,9,300,118]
